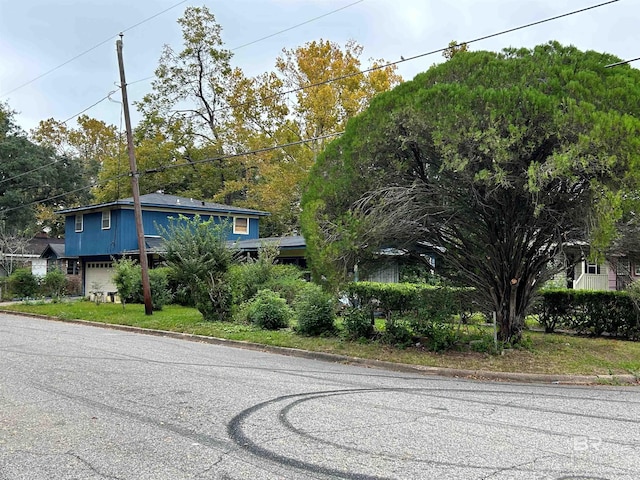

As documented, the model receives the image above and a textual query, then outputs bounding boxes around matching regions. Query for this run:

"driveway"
[1,314,638,479]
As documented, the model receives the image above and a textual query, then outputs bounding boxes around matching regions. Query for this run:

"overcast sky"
[0,0,637,133]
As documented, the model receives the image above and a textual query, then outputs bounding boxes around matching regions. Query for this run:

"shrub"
[243,289,293,330]
[380,318,413,348]
[66,276,82,296]
[41,269,68,298]
[148,267,172,311]
[158,215,236,320]
[295,284,336,336]
[536,289,640,340]
[342,307,374,340]
[345,282,473,322]
[195,278,233,322]
[8,268,39,298]
[112,257,140,308]
[228,246,305,307]
[417,320,459,352]
[264,265,306,305]
[113,259,172,311]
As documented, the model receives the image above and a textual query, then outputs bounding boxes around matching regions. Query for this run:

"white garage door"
[84,262,116,295]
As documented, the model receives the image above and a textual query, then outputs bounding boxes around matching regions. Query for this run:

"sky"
[0,0,637,133]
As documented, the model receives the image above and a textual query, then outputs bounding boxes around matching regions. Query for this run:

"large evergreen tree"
[301,42,640,343]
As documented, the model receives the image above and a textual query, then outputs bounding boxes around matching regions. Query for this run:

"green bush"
[380,318,413,348]
[342,307,374,340]
[148,267,172,311]
[264,265,306,305]
[417,320,459,352]
[195,279,232,322]
[536,289,640,339]
[41,269,68,298]
[112,257,140,308]
[295,284,336,336]
[243,289,293,330]
[345,282,472,321]
[113,259,172,311]
[167,268,196,307]
[229,253,305,307]
[8,268,39,298]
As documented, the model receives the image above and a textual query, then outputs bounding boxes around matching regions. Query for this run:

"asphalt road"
[0,314,638,480]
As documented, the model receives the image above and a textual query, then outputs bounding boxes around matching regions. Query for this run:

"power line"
[605,56,640,68]
[0,132,342,215]
[0,0,188,98]
[61,91,118,125]
[215,0,622,116]
[0,173,131,216]
[0,89,119,189]
[142,131,343,175]
[125,0,364,87]
[232,0,364,51]
[1,0,622,212]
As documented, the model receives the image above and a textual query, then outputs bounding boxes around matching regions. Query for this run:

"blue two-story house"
[59,193,269,296]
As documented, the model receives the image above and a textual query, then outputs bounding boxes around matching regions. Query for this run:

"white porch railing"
[573,273,609,291]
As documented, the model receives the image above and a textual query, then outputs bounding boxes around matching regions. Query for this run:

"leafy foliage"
[242,289,293,330]
[294,283,336,336]
[345,282,472,322]
[112,259,171,311]
[302,42,640,343]
[158,215,235,320]
[112,257,140,309]
[0,104,89,234]
[342,307,374,340]
[8,268,39,298]
[536,288,640,339]
[41,269,68,298]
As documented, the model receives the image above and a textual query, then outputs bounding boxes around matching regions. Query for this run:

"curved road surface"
[1,314,638,479]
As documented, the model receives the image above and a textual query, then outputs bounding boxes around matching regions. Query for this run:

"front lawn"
[3,299,640,377]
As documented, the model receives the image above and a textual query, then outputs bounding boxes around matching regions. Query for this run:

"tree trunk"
[495,281,526,344]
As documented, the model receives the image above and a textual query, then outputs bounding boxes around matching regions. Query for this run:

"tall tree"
[224,39,401,235]
[135,7,401,235]
[0,104,87,234]
[136,5,241,203]
[32,115,121,186]
[301,42,640,343]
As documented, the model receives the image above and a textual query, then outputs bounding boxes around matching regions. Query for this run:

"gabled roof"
[58,193,269,217]
[26,236,64,256]
[40,243,67,259]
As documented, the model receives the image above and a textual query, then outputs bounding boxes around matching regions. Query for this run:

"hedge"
[536,289,640,340]
[343,282,473,321]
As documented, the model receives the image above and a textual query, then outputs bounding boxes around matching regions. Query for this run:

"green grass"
[4,299,640,377]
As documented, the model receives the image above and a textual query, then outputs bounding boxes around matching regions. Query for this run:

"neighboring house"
[571,257,640,291]
[235,235,307,267]
[0,232,64,277]
[558,243,640,291]
[59,193,269,296]
[40,243,81,276]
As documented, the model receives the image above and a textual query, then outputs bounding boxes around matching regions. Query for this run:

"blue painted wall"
[65,208,260,257]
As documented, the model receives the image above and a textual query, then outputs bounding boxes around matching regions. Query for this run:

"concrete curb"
[2,309,638,386]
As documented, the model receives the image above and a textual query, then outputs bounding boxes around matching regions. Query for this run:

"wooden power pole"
[116,34,153,315]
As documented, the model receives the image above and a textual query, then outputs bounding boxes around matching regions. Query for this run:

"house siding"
[65,211,123,257]
[66,209,261,257]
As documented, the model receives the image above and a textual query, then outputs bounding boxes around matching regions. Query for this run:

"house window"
[586,262,601,275]
[66,259,79,275]
[102,210,111,230]
[233,216,249,235]
[75,214,83,232]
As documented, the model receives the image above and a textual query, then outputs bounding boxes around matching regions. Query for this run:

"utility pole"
[117,34,153,315]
